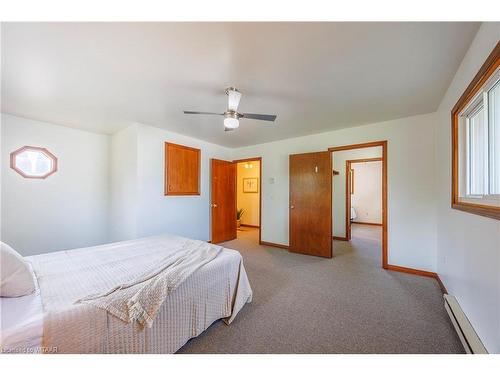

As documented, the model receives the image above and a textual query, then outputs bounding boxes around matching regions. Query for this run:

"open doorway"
[234,157,261,244]
[347,158,383,242]
[329,141,387,268]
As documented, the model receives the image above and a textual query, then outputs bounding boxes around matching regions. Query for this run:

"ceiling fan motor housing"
[225,87,240,95]
[224,109,242,119]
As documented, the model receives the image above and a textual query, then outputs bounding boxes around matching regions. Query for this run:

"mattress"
[1,235,252,354]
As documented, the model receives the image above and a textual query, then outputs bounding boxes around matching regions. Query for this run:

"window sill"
[452,201,500,220]
[459,196,500,206]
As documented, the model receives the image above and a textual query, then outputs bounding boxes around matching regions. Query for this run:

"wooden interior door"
[289,151,332,257]
[346,161,353,241]
[211,159,237,244]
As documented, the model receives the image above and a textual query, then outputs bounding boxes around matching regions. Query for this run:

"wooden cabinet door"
[211,159,237,244]
[289,151,332,257]
[164,142,200,195]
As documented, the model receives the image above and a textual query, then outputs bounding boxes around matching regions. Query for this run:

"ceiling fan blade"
[183,111,223,116]
[227,89,242,111]
[241,113,277,122]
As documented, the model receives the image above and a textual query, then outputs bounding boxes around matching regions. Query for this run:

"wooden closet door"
[289,151,332,257]
[211,159,237,244]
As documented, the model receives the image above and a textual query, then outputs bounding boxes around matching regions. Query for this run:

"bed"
[0,234,252,354]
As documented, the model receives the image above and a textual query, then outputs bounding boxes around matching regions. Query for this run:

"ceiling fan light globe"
[224,117,239,129]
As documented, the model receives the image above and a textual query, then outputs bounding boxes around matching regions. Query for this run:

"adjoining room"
[235,159,261,244]
[349,159,383,243]
[331,144,385,266]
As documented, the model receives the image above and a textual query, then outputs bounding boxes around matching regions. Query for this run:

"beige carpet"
[178,225,464,354]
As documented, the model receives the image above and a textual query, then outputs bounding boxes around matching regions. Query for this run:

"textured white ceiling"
[1,22,480,147]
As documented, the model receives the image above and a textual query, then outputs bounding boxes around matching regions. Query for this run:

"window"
[452,42,500,220]
[10,146,58,179]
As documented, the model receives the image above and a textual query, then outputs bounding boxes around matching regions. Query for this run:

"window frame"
[465,100,483,195]
[10,145,58,179]
[451,42,500,220]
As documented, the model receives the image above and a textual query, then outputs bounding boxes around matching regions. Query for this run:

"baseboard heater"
[443,294,488,354]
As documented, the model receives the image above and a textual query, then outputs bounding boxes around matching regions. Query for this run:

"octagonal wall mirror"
[10,146,58,179]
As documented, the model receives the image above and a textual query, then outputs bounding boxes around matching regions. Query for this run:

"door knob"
[290,205,295,209]
[211,203,218,208]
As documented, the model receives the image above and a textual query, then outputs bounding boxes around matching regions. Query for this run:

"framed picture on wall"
[243,178,259,193]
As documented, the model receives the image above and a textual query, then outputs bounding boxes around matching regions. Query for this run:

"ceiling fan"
[183,87,277,131]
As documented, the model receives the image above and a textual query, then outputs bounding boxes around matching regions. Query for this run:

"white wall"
[434,23,500,353]
[234,112,437,271]
[132,123,233,241]
[351,161,382,225]
[1,116,234,254]
[1,114,109,255]
[332,147,382,237]
[109,125,138,242]
[237,161,260,226]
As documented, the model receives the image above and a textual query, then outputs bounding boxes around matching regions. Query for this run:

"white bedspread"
[6,235,252,354]
[0,264,44,353]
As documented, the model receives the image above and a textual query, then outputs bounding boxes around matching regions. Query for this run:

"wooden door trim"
[346,160,352,241]
[329,141,386,152]
[345,157,384,242]
[349,157,383,163]
[329,141,388,268]
[233,157,262,245]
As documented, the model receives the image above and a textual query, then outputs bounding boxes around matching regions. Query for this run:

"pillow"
[1,241,35,297]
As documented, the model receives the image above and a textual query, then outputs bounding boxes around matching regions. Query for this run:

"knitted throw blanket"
[75,240,222,327]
